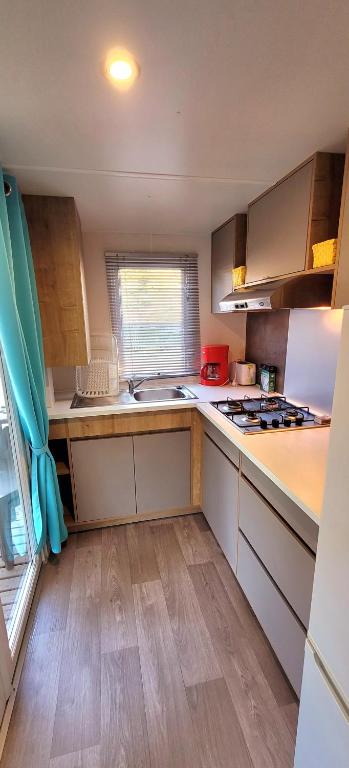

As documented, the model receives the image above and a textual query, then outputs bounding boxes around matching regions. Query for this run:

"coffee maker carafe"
[200,344,229,386]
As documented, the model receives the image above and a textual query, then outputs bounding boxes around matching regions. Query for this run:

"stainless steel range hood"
[219,273,333,312]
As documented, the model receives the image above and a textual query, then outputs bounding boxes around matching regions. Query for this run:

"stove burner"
[261,398,279,411]
[241,411,260,424]
[220,399,242,413]
[286,408,298,418]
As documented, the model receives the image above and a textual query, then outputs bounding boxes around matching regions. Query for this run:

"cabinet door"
[202,433,239,571]
[211,215,246,312]
[133,430,191,514]
[23,195,90,367]
[246,160,314,283]
[71,436,136,521]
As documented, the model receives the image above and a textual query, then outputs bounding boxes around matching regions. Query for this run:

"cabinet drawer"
[203,434,239,571]
[241,455,318,553]
[237,533,306,696]
[203,418,240,467]
[239,477,315,627]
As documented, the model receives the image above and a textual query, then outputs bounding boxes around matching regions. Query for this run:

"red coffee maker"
[200,344,229,386]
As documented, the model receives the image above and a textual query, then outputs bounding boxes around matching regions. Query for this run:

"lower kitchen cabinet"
[133,430,191,514]
[202,432,239,571]
[237,532,306,697]
[70,436,136,521]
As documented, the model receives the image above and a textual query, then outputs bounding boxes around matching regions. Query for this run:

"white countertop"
[49,383,329,524]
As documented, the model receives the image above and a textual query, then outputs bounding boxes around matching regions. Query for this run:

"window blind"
[105,252,201,380]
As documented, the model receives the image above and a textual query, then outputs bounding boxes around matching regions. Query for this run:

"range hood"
[219,273,333,312]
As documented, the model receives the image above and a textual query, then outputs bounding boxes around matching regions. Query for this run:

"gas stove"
[210,395,331,434]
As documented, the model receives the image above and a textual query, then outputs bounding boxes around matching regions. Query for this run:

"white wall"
[284,309,343,414]
[52,231,246,396]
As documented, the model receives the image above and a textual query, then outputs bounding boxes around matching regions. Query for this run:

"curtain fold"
[0,170,67,553]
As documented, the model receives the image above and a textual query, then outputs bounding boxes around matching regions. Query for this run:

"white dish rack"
[75,334,119,398]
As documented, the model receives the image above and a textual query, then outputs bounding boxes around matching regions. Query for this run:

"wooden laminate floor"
[0,514,299,768]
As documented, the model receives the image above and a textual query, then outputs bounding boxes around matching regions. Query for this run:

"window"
[105,252,200,379]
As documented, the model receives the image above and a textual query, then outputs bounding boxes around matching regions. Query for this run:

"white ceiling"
[1,0,349,234]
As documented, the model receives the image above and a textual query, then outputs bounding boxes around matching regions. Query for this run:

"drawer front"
[237,533,306,696]
[239,477,315,627]
[203,434,239,571]
[203,418,240,467]
[241,455,318,553]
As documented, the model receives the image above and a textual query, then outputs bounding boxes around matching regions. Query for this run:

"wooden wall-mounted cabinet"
[23,195,90,367]
[332,131,349,308]
[245,152,344,285]
[211,213,247,312]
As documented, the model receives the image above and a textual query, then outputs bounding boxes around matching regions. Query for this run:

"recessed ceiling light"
[105,48,140,89]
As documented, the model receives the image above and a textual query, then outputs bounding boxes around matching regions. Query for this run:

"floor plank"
[151,523,221,686]
[133,580,202,768]
[186,678,253,768]
[50,597,101,759]
[205,532,297,709]
[189,561,295,768]
[101,647,150,768]
[50,746,101,768]
[173,516,210,565]
[100,526,137,653]
[76,529,102,548]
[70,543,101,601]
[33,537,76,634]
[0,628,64,768]
[126,522,160,584]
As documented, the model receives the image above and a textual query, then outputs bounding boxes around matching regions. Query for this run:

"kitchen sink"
[70,385,197,408]
[133,385,197,402]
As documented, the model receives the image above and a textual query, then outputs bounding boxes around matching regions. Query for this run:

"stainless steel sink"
[133,385,197,402]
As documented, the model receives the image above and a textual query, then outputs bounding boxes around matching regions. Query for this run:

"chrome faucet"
[127,372,178,395]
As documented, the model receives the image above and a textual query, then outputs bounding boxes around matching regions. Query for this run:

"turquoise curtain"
[0,171,67,553]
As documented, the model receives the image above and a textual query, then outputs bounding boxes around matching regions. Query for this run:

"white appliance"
[235,360,256,386]
[294,307,349,767]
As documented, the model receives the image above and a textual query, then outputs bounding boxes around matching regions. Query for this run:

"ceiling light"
[105,48,139,89]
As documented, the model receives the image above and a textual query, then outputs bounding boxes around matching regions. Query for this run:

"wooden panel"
[0,628,64,768]
[64,408,193,439]
[239,477,315,627]
[126,522,160,584]
[101,648,150,768]
[189,560,295,767]
[134,430,191,514]
[202,434,239,571]
[100,526,137,653]
[237,533,306,697]
[307,152,345,269]
[51,597,101,758]
[70,542,101,600]
[241,455,319,553]
[333,131,349,307]
[245,309,290,393]
[211,214,247,312]
[70,436,136,522]
[186,678,253,768]
[246,160,314,283]
[151,523,221,686]
[23,195,90,367]
[133,580,202,768]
